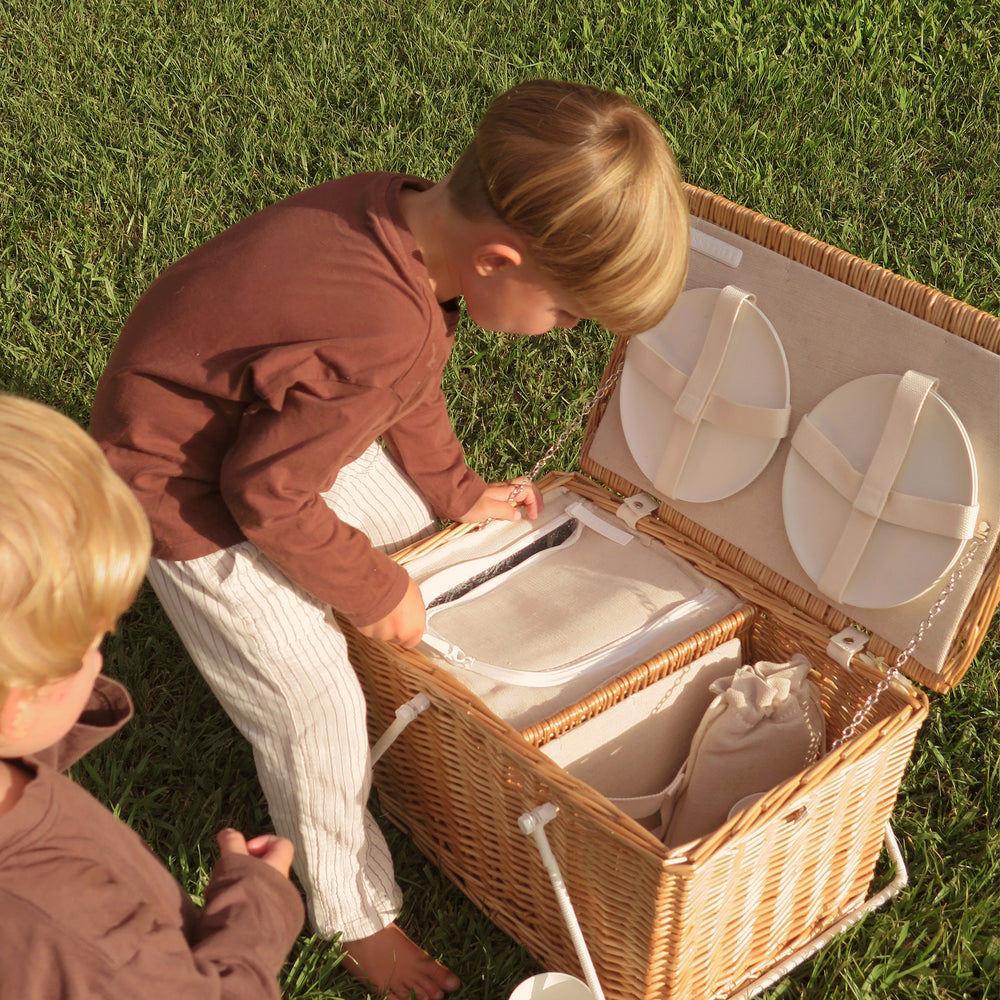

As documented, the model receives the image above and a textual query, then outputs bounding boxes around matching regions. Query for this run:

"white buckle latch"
[827,627,870,670]
[617,492,658,529]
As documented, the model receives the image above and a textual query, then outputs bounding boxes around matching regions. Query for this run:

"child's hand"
[357,577,426,648]
[217,828,296,879]
[458,479,543,524]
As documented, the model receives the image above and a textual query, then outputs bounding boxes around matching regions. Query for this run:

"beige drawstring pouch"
[660,653,825,848]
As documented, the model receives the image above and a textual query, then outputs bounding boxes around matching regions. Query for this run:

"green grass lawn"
[2,0,998,997]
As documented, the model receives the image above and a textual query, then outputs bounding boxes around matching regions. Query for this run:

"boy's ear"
[0,689,32,741]
[472,242,523,277]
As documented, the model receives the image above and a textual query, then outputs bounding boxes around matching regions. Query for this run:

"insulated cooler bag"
[343,186,1000,1000]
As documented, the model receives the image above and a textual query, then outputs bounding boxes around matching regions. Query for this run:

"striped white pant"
[146,443,437,939]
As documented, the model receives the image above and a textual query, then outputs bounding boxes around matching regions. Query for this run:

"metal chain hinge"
[500,359,625,507]
[832,520,990,750]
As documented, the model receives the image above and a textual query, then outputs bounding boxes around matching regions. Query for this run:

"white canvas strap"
[629,340,792,441]
[791,416,980,541]
[790,370,980,602]
[564,501,634,546]
[629,286,791,498]
[608,787,674,824]
[656,285,749,497]
[818,369,935,601]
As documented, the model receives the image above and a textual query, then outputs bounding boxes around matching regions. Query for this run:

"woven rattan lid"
[580,186,1000,694]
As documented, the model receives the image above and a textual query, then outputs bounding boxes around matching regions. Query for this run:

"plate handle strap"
[812,369,938,602]
[652,285,755,497]
[790,417,979,539]
[629,338,791,442]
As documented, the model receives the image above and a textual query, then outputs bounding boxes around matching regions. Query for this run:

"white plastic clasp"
[616,493,658,529]
[826,627,870,670]
[370,693,431,766]
[517,802,559,836]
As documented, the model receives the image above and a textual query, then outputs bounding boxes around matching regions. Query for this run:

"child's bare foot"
[342,923,460,1000]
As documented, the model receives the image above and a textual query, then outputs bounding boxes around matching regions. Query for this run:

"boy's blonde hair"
[449,79,690,337]
[0,395,151,700]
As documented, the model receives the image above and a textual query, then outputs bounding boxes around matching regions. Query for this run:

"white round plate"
[620,287,790,502]
[782,374,978,608]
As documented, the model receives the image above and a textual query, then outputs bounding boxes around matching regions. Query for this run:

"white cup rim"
[508,971,595,999]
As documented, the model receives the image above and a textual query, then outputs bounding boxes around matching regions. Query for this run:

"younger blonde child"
[0,394,304,1000]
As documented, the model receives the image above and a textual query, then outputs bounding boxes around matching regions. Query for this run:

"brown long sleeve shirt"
[91,173,486,625]
[0,677,304,999]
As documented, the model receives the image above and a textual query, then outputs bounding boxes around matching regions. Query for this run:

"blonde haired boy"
[0,395,304,999]
[91,78,688,999]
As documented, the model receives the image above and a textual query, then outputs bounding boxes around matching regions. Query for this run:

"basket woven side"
[672,713,922,1000]
[345,600,927,999]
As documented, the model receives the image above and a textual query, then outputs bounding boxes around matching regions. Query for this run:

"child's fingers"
[243,833,283,856]
[245,834,296,877]
[216,827,249,857]
[486,500,523,522]
[499,479,542,520]
[515,482,543,519]
[357,578,426,647]
[456,481,540,525]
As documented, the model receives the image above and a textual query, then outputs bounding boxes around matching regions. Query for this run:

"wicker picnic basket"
[343,185,1000,1000]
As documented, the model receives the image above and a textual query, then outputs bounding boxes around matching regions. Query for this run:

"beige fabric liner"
[427,527,705,669]
[409,490,742,729]
[541,639,745,824]
[588,218,1000,673]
